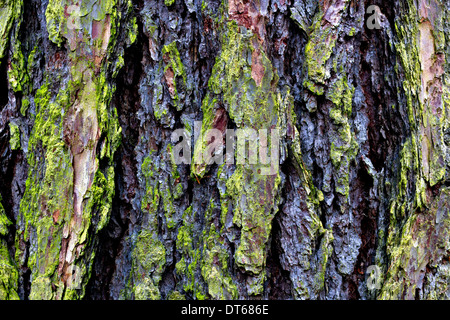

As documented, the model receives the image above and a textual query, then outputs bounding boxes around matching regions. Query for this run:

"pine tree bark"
[0,0,449,300]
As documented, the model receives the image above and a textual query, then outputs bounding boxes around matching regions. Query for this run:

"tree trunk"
[0,0,449,300]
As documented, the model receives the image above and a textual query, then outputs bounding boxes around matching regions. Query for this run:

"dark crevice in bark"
[347,275,361,300]
[348,1,405,299]
[159,248,177,299]
[16,235,32,301]
[0,134,18,269]
[2,156,21,253]
[348,30,379,301]
[84,21,144,299]
[0,122,30,300]
[369,0,395,30]
[361,2,403,172]
[266,197,293,300]
[84,154,129,300]
[20,0,41,48]
[350,165,375,299]
[0,57,8,108]
[0,133,14,223]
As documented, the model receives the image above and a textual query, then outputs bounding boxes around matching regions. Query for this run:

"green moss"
[45,0,65,46]
[26,45,38,74]
[313,230,334,292]
[0,241,19,300]
[208,22,279,128]
[327,74,354,117]
[201,21,284,294]
[226,165,282,278]
[160,178,176,229]
[200,201,238,300]
[176,200,237,300]
[393,7,422,128]
[5,0,29,95]
[165,0,175,6]
[46,0,119,50]
[0,196,11,237]
[130,229,166,300]
[379,0,450,299]
[168,290,186,300]
[21,97,30,116]
[83,166,115,234]
[175,206,209,298]
[152,144,181,229]
[130,145,182,299]
[191,94,219,179]
[0,0,17,60]
[9,123,20,151]
[380,207,424,299]
[34,216,63,277]
[348,27,356,37]
[162,41,186,109]
[133,230,166,278]
[29,276,53,300]
[141,153,161,214]
[325,73,358,199]
[127,16,138,45]
[168,144,181,180]
[8,38,29,93]
[193,21,278,180]
[15,0,133,300]
[302,10,341,95]
[303,79,324,96]
[391,3,447,192]
[153,100,168,121]
[19,82,73,251]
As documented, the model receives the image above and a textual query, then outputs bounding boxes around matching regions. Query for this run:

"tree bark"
[0,0,449,300]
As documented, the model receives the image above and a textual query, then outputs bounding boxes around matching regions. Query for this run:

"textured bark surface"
[0,0,450,300]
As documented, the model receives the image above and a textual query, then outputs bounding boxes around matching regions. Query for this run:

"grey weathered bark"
[0,0,449,300]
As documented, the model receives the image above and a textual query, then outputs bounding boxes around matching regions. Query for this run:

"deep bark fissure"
[85,20,145,299]
[0,58,8,108]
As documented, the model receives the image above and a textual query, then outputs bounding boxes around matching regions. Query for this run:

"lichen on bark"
[1,0,450,301]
